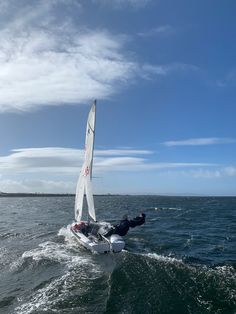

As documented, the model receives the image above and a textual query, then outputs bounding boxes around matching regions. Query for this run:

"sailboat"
[70,100,125,253]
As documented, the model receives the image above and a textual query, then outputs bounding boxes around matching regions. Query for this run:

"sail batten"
[74,101,96,222]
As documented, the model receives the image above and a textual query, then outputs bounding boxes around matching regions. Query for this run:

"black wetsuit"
[104,214,146,237]
[114,218,130,236]
[129,214,146,228]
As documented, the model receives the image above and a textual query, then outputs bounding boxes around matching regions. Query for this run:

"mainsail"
[75,101,96,222]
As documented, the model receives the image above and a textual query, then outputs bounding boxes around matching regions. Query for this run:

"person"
[103,213,146,237]
[129,213,146,228]
[113,214,130,236]
[72,221,89,236]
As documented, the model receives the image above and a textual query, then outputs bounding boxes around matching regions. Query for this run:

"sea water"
[0,195,235,313]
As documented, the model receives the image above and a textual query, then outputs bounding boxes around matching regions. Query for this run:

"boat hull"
[110,234,126,253]
[70,224,125,254]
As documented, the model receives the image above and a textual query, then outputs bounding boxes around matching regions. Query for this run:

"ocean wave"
[0,247,11,269]
[105,250,236,314]
[15,271,72,314]
[148,206,183,211]
[143,252,184,265]
[15,267,109,314]
[21,241,91,269]
[14,240,108,314]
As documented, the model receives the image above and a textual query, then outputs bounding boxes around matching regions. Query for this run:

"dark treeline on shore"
[0,192,75,197]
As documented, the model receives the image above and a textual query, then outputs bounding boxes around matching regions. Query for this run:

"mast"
[90,99,96,180]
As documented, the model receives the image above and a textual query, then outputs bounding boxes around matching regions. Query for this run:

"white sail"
[74,170,85,221]
[71,100,126,254]
[85,178,96,221]
[74,101,96,222]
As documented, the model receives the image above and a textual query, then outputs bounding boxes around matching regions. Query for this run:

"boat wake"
[13,233,118,314]
[104,250,236,314]
[58,225,78,247]
[10,241,236,314]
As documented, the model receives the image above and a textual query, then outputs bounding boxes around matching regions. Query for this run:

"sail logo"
[84,166,90,176]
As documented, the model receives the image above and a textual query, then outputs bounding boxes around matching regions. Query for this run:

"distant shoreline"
[0,193,75,197]
[0,193,235,198]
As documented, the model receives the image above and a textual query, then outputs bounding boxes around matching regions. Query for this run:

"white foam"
[15,261,107,314]
[24,242,69,262]
[142,252,184,265]
[58,225,81,249]
[154,207,182,211]
[15,240,105,314]
[21,241,92,270]
[15,271,71,314]
[210,265,236,283]
[14,223,119,313]
[58,225,72,239]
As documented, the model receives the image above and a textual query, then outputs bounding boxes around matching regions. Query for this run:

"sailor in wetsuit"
[129,213,146,228]
[104,213,146,237]
[114,214,130,236]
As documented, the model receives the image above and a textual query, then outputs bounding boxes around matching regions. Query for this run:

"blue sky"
[0,0,236,195]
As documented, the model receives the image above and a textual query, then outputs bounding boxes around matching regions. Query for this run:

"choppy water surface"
[0,195,235,313]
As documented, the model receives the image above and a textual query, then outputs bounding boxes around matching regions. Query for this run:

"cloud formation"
[0,0,152,112]
[137,25,174,37]
[0,147,214,175]
[163,137,235,147]
[0,27,138,112]
[178,166,236,179]
[0,179,75,194]
[93,0,152,9]
[0,147,234,193]
[0,0,199,113]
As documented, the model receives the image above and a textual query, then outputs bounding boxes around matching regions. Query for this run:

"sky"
[0,0,236,196]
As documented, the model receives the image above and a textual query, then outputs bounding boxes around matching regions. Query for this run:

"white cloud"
[93,0,152,9]
[0,0,154,113]
[0,179,74,193]
[163,137,235,147]
[95,159,216,172]
[0,147,83,173]
[190,169,222,179]
[216,69,236,88]
[0,1,199,113]
[165,166,236,179]
[0,147,216,175]
[222,166,236,177]
[1,146,235,193]
[137,25,174,37]
[0,27,139,112]
[95,149,152,156]
[0,147,152,175]
[0,1,136,112]
[139,62,199,80]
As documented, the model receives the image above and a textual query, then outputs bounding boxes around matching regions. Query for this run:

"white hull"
[70,223,125,254]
